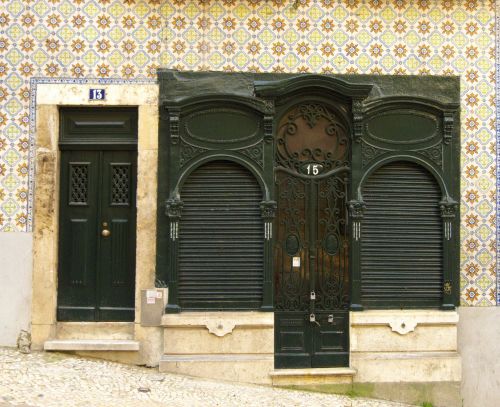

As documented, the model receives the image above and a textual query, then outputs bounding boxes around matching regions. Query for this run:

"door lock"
[328,314,334,323]
[310,291,316,300]
[309,313,320,327]
[101,222,111,237]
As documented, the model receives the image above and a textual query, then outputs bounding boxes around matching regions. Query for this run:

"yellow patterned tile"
[185,51,202,67]
[380,54,396,71]
[451,9,467,24]
[428,54,445,71]
[428,7,444,23]
[307,5,323,21]
[184,27,202,43]
[258,28,275,45]
[83,2,100,18]
[6,1,23,15]
[402,6,419,23]
[160,3,175,18]
[5,49,22,66]
[452,56,468,72]
[257,5,274,20]
[380,7,396,23]
[233,4,251,20]
[58,1,76,18]
[82,26,99,42]
[133,27,149,43]
[57,27,76,42]
[429,32,445,47]
[283,53,299,69]
[208,52,224,68]
[332,7,348,22]
[208,27,225,43]
[307,29,324,46]
[33,2,50,17]
[5,99,22,116]
[2,178,19,193]
[108,50,124,67]
[3,149,20,166]
[234,28,251,45]
[283,29,299,45]
[108,27,125,43]
[31,50,48,66]
[108,2,126,18]
[234,51,250,68]
[333,31,349,46]
[82,50,99,66]
[208,3,225,19]
[355,54,371,71]
[133,50,149,67]
[133,2,151,19]
[307,53,323,70]
[356,6,372,22]
[57,50,74,66]
[477,81,493,96]
[5,125,21,140]
[31,25,50,42]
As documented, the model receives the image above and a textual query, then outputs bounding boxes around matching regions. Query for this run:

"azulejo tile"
[0,0,496,305]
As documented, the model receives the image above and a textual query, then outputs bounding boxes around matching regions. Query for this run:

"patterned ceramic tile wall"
[0,0,496,305]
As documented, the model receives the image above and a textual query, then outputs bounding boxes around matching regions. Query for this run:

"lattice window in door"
[68,163,89,205]
[111,164,131,205]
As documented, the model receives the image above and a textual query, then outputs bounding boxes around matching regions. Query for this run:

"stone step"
[269,367,357,386]
[55,322,135,340]
[44,339,140,352]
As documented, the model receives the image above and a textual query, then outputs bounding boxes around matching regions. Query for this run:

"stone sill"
[351,310,459,325]
[352,351,460,360]
[44,339,140,351]
[269,367,357,377]
[162,311,273,326]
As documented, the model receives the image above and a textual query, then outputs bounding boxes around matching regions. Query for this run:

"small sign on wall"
[89,88,106,101]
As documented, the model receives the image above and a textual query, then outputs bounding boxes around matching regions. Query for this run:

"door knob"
[101,222,111,237]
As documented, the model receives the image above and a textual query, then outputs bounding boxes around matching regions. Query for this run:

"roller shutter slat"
[178,160,264,309]
[361,161,443,307]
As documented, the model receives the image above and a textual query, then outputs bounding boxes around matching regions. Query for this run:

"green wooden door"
[57,149,137,321]
[274,103,350,368]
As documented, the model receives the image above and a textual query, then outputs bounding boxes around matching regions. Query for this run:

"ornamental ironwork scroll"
[276,103,349,174]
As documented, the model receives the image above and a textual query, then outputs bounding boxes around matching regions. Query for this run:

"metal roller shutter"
[178,160,264,309]
[361,161,443,308]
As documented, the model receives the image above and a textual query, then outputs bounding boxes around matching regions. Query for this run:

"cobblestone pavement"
[0,348,415,407]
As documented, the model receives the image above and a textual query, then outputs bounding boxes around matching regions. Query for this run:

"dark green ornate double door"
[57,149,137,321]
[274,103,350,368]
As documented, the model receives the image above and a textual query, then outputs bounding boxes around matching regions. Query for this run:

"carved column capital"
[439,197,458,219]
[165,198,183,220]
[348,199,366,220]
[260,200,277,219]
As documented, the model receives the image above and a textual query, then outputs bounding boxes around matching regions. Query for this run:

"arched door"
[274,104,350,368]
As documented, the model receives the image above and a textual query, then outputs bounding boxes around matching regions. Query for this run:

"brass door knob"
[101,222,111,237]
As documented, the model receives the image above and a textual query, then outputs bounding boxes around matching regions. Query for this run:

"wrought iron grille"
[111,164,130,205]
[69,163,89,205]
